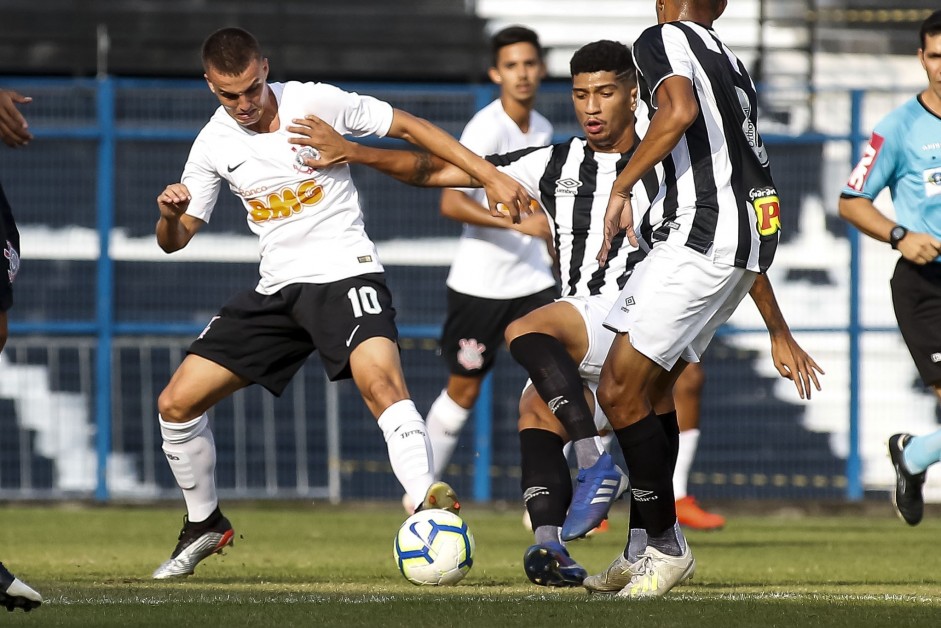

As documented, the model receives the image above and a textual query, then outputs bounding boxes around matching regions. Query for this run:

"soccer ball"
[393,509,475,586]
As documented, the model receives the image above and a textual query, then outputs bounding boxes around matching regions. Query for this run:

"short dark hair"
[569,40,635,84]
[490,26,543,66]
[202,27,263,75]
[920,10,941,48]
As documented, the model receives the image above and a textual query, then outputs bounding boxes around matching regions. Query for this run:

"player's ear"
[630,85,638,111]
[260,57,270,79]
[488,67,502,85]
[714,0,728,19]
[204,74,215,94]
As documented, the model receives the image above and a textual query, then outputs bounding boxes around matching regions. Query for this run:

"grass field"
[1,502,940,627]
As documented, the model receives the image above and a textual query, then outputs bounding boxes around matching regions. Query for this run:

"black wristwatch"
[889,225,908,249]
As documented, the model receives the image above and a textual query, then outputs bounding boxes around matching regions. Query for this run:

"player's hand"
[510,204,550,238]
[597,187,635,266]
[897,231,941,265]
[481,169,531,224]
[287,115,354,168]
[157,183,192,219]
[769,332,824,400]
[0,89,33,148]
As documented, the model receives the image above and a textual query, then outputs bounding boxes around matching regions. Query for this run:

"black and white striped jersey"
[632,21,780,273]
[487,137,660,300]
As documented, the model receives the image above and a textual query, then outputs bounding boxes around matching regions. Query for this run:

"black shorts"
[0,183,21,313]
[188,273,398,395]
[891,258,941,387]
[440,286,556,376]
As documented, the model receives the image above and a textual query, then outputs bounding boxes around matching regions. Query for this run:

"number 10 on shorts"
[347,286,382,317]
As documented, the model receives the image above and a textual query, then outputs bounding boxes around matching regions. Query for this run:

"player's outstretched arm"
[386,109,530,223]
[839,195,941,264]
[156,183,204,253]
[0,89,33,148]
[749,273,824,399]
[288,115,476,188]
[440,189,540,229]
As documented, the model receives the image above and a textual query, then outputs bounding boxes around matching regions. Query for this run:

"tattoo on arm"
[407,152,478,187]
[409,152,434,186]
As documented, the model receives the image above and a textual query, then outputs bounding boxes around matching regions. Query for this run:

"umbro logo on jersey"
[554,177,582,195]
[547,396,568,414]
[227,160,246,173]
[630,488,657,502]
[621,295,635,313]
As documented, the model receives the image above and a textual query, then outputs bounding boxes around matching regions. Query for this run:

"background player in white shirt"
[151,27,530,580]
[422,26,557,493]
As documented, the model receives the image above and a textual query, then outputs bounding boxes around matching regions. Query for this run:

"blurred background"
[0,0,936,508]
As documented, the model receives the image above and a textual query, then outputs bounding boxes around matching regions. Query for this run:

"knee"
[504,317,528,347]
[361,374,407,410]
[157,386,196,423]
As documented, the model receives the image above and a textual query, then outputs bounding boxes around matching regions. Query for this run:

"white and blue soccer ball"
[393,509,475,586]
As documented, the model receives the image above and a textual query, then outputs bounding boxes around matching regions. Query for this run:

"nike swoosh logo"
[227,161,246,173]
[345,324,361,347]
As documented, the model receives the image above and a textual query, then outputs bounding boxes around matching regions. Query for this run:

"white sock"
[425,389,471,478]
[160,413,218,522]
[673,428,700,500]
[377,400,434,508]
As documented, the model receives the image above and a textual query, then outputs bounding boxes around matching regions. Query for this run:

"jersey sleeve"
[488,145,551,204]
[842,118,900,200]
[180,134,223,223]
[313,83,394,138]
[633,24,693,107]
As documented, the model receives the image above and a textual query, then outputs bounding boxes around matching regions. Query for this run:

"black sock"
[613,411,676,536]
[509,333,597,441]
[658,410,680,473]
[520,428,572,530]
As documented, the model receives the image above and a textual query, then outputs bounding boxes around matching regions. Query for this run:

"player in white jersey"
[287,39,821,592]
[150,27,530,580]
[589,0,819,598]
[422,26,557,491]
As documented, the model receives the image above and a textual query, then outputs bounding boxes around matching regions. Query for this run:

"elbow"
[158,241,179,254]
[837,197,853,221]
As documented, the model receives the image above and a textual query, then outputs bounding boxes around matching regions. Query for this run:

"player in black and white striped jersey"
[589,0,821,598]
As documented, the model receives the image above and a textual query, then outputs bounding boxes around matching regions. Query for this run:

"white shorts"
[556,294,617,384]
[603,241,757,370]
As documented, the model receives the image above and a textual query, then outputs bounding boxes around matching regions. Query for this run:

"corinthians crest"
[457,338,486,371]
[293,146,320,174]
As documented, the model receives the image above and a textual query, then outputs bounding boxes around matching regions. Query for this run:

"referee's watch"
[889,225,908,249]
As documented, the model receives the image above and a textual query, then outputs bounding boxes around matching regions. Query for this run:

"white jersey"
[181,81,394,294]
[446,99,556,299]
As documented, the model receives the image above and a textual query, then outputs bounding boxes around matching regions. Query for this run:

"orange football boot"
[675,495,725,530]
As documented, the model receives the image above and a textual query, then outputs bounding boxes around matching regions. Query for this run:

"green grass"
[1,503,940,627]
